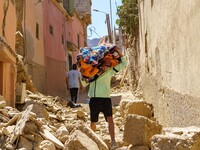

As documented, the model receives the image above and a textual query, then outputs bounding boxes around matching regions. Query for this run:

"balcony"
[67,41,78,51]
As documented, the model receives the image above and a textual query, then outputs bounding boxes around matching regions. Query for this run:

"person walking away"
[81,49,127,149]
[66,64,82,103]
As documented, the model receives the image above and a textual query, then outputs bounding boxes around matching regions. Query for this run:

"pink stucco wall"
[66,15,84,47]
[42,0,86,97]
[43,0,65,61]
[0,0,16,49]
[25,0,45,93]
[43,0,66,97]
[25,0,44,65]
[3,63,15,107]
[65,13,85,64]
[0,1,2,36]
[0,1,16,107]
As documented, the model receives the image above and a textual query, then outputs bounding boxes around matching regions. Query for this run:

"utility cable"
[88,26,101,38]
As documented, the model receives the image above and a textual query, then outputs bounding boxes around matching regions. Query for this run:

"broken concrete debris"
[0,93,200,149]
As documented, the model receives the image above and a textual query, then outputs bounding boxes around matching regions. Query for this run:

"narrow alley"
[1,0,200,150]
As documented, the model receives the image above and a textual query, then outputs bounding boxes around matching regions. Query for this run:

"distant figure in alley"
[66,64,82,103]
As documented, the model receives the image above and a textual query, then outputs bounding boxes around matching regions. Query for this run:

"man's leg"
[74,88,78,103]
[70,88,77,103]
[89,98,99,131]
[69,88,73,101]
[107,116,118,149]
[107,116,115,141]
[103,97,117,149]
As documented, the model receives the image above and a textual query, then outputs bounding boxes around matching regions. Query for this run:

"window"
[36,23,39,40]
[77,33,80,49]
[49,25,53,35]
[62,35,64,45]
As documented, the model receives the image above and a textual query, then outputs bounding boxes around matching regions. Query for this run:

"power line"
[88,26,101,38]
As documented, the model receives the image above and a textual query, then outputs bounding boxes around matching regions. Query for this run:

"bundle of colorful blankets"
[77,44,121,82]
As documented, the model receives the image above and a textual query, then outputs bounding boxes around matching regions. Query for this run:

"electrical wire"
[87,26,101,38]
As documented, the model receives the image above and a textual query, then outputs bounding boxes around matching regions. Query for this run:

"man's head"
[72,64,77,70]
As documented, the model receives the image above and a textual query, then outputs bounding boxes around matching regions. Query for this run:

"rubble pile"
[16,54,38,94]
[0,91,126,150]
[151,126,200,149]
[1,92,200,150]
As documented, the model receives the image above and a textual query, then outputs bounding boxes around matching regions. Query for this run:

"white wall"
[139,0,200,127]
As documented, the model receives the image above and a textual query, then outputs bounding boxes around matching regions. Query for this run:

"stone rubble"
[0,91,200,150]
[151,126,200,149]
[123,114,162,148]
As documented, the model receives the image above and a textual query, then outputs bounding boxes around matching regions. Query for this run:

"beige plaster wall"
[139,0,200,127]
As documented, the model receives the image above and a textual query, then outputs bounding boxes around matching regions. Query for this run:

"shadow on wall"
[26,30,35,61]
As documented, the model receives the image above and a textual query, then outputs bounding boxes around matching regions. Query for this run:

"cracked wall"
[139,0,200,127]
[2,0,9,37]
[15,0,24,56]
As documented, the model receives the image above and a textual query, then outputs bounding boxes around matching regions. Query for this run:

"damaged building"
[0,0,91,107]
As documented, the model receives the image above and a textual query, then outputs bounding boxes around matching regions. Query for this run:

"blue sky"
[87,0,122,39]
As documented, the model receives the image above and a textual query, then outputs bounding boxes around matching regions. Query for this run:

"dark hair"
[72,64,77,70]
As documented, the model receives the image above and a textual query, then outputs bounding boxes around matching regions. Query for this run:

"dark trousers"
[89,97,112,122]
[69,88,79,103]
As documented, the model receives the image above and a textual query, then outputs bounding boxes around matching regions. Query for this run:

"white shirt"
[67,70,81,88]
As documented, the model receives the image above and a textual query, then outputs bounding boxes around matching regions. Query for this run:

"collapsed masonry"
[1,91,200,150]
[16,54,38,94]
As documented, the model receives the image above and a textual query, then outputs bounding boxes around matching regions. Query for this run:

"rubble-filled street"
[1,0,200,149]
[1,89,200,150]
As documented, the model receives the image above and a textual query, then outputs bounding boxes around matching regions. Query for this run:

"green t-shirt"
[81,56,127,98]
